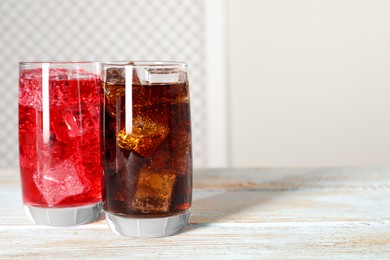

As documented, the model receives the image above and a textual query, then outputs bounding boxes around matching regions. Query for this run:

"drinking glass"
[19,62,102,226]
[101,61,192,237]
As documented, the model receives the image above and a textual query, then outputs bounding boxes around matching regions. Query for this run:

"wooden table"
[1,168,390,259]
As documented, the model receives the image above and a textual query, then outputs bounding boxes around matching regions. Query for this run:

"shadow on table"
[187,191,259,228]
[186,188,281,233]
[184,168,359,233]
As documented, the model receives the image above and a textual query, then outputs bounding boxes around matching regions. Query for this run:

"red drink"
[19,62,102,226]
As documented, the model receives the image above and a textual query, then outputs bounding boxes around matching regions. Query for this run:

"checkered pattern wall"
[0,0,208,168]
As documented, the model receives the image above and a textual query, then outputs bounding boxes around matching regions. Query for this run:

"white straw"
[42,63,50,144]
[125,65,133,133]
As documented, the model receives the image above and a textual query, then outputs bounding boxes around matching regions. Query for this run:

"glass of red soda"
[19,62,102,226]
[101,61,192,237]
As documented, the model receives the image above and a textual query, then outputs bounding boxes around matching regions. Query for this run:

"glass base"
[105,209,191,238]
[24,202,102,227]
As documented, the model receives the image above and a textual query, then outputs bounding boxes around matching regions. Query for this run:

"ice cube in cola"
[102,63,192,219]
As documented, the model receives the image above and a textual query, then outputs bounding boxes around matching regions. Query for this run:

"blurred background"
[1,0,390,169]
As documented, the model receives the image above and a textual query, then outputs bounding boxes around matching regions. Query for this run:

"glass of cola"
[101,61,192,237]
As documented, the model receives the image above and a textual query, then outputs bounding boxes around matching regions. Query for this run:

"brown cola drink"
[101,62,192,237]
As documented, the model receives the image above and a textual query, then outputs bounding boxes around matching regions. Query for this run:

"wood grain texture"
[1,168,390,259]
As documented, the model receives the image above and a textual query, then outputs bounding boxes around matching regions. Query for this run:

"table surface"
[1,168,390,259]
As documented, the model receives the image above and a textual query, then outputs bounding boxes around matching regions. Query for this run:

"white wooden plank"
[194,168,390,190]
[1,222,390,259]
[2,184,390,225]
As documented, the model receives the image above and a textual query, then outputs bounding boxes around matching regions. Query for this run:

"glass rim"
[19,61,187,67]
[101,60,188,68]
[19,61,100,65]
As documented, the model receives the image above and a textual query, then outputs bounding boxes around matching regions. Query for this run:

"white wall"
[227,0,390,167]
